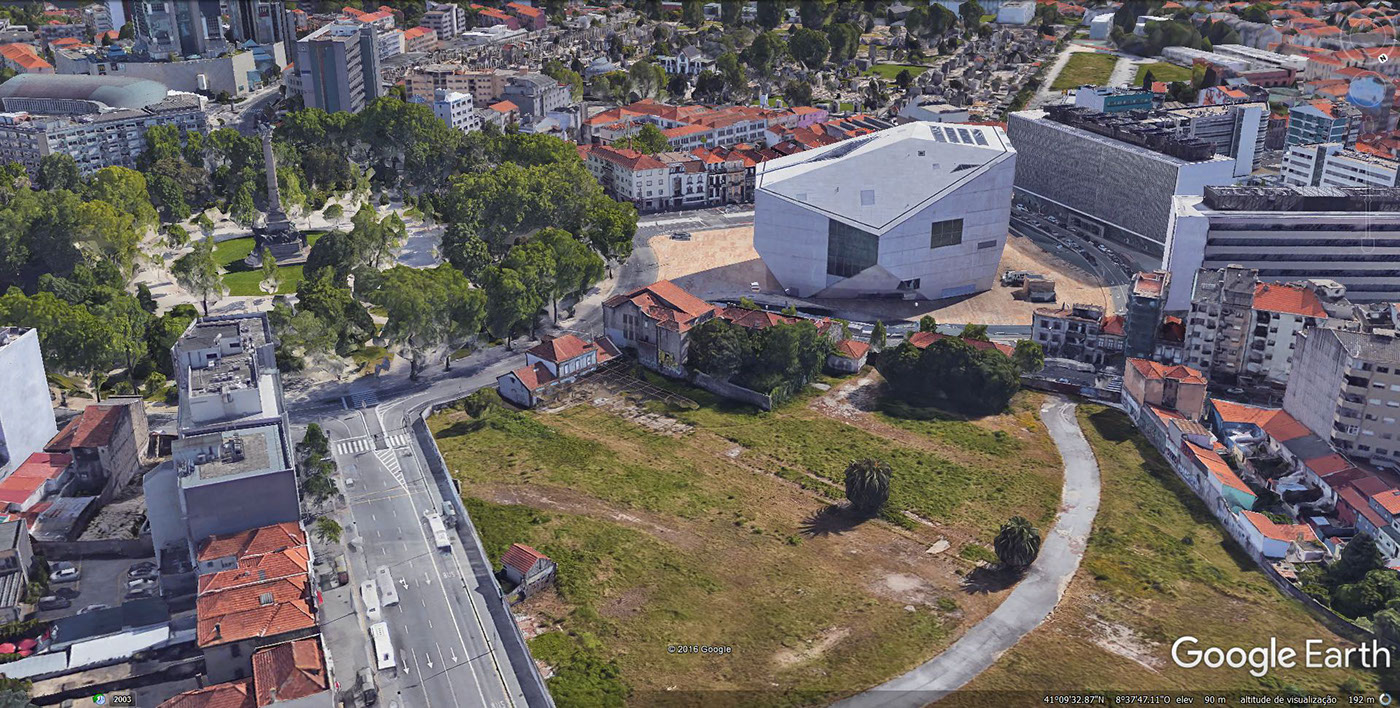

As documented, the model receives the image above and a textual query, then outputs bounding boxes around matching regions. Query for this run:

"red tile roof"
[1252,283,1328,318]
[588,143,666,170]
[159,680,256,708]
[502,543,549,575]
[603,280,716,332]
[1339,485,1388,529]
[403,26,433,39]
[833,339,870,360]
[1210,399,1311,442]
[508,362,555,391]
[1100,314,1126,337]
[46,404,127,451]
[1372,489,1400,515]
[196,575,316,648]
[488,100,519,113]
[252,637,329,706]
[198,548,311,595]
[1128,358,1206,385]
[0,43,51,71]
[1240,510,1320,544]
[1303,453,1354,478]
[506,2,544,17]
[198,523,307,563]
[908,331,1014,356]
[1183,440,1254,496]
[715,306,832,333]
[0,452,69,506]
[526,334,594,363]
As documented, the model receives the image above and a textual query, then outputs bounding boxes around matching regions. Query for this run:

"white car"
[50,565,80,583]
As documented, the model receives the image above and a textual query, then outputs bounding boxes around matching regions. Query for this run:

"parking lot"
[35,557,158,621]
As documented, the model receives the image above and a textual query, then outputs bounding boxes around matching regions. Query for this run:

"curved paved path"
[835,397,1102,708]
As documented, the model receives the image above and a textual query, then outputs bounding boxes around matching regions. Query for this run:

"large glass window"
[827,219,879,278]
[930,218,964,249]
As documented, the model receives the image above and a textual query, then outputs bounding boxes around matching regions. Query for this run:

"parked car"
[128,561,157,574]
[127,565,158,580]
[125,588,156,601]
[49,563,79,583]
[127,577,157,592]
[77,604,108,615]
[37,596,70,611]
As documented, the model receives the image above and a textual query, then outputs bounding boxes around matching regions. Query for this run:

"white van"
[360,580,381,622]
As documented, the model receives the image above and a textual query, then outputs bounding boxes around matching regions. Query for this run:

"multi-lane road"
[308,348,537,708]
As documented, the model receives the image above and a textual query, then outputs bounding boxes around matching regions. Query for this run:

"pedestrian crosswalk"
[334,433,410,456]
[374,447,406,486]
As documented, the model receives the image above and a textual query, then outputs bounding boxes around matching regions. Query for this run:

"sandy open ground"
[648,226,1112,325]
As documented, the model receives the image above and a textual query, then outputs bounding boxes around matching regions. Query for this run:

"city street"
[636,206,755,238]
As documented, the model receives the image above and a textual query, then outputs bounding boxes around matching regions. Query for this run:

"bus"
[425,512,452,551]
[375,565,399,606]
[360,580,381,622]
[369,622,395,671]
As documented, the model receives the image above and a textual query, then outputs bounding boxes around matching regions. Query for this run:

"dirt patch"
[773,627,851,668]
[78,476,151,541]
[1087,613,1164,673]
[476,484,705,552]
[546,380,694,436]
[515,588,570,640]
[871,572,945,608]
[599,586,650,619]
[809,372,883,421]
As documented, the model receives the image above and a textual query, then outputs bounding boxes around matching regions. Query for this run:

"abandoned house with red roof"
[195,523,317,683]
[45,397,148,502]
[1031,302,1124,366]
[1123,359,1209,448]
[495,334,620,408]
[160,635,331,708]
[501,542,555,601]
[1236,509,1325,560]
[906,331,1015,357]
[603,279,718,376]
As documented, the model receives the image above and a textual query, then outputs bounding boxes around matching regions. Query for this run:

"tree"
[870,320,886,349]
[681,0,704,27]
[744,31,787,76]
[959,0,985,32]
[918,315,938,332]
[630,123,671,154]
[789,28,831,70]
[98,293,151,383]
[481,266,539,349]
[994,516,1042,569]
[667,72,690,98]
[844,458,892,516]
[895,68,914,90]
[688,318,750,379]
[799,0,828,28]
[323,203,344,228]
[629,60,664,99]
[756,0,784,29]
[259,248,281,294]
[1141,69,1156,91]
[149,174,190,221]
[960,323,990,341]
[716,52,747,99]
[229,183,258,227]
[36,154,80,192]
[86,166,158,230]
[720,0,742,25]
[537,228,604,321]
[172,237,226,316]
[441,223,493,281]
[195,212,215,240]
[783,80,813,107]
[313,516,343,544]
[300,423,330,461]
[1013,339,1045,373]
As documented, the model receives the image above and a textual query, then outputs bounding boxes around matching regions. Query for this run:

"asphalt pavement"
[834,397,1102,707]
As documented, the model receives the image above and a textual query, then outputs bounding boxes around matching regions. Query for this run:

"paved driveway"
[834,397,1102,708]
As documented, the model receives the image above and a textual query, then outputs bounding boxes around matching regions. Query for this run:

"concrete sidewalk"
[833,397,1102,708]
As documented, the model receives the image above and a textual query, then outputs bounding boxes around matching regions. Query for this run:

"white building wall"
[1162,196,1211,310]
[0,329,57,476]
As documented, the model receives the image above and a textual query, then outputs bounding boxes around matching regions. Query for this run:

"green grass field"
[867,63,929,81]
[1133,61,1193,86]
[213,233,324,296]
[1050,52,1119,91]
[965,405,1380,701]
[432,382,1063,705]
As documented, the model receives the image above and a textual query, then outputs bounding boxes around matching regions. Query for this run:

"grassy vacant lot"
[1134,61,1192,86]
[212,233,324,296]
[1050,52,1119,91]
[964,405,1379,703]
[432,379,1063,706]
[867,63,929,81]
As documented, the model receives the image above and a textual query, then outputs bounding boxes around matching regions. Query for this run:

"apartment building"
[1122,358,1209,423]
[1286,99,1362,147]
[1163,186,1400,308]
[1183,265,1348,389]
[499,73,570,120]
[294,21,384,114]
[430,89,479,133]
[1284,327,1400,467]
[1281,143,1400,188]
[1126,271,1170,359]
[0,74,207,176]
[421,1,468,38]
[584,99,829,152]
[402,25,437,53]
[406,65,513,104]
[1073,86,1154,114]
[1032,303,1124,366]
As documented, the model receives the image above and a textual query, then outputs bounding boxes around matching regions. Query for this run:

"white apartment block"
[431,89,479,133]
[1281,143,1400,188]
[1285,327,1400,467]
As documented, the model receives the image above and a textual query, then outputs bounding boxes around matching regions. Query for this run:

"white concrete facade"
[432,89,480,133]
[0,328,57,477]
[753,122,1016,300]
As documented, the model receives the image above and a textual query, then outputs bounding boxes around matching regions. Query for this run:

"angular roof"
[198,523,307,563]
[402,26,434,39]
[1240,510,1320,544]
[1210,399,1311,441]
[507,362,555,392]
[833,339,870,359]
[196,575,315,648]
[907,331,1014,356]
[1338,485,1388,530]
[587,143,665,170]
[716,306,832,333]
[198,548,311,595]
[0,452,69,506]
[755,121,1014,233]
[1127,358,1206,385]
[502,543,550,575]
[46,403,129,451]
[1252,282,1327,318]
[0,43,51,71]
[603,280,716,332]
[1371,488,1400,515]
[526,334,594,363]
[1183,440,1254,496]
[158,679,256,708]
[1100,314,1126,337]
[252,637,329,706]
